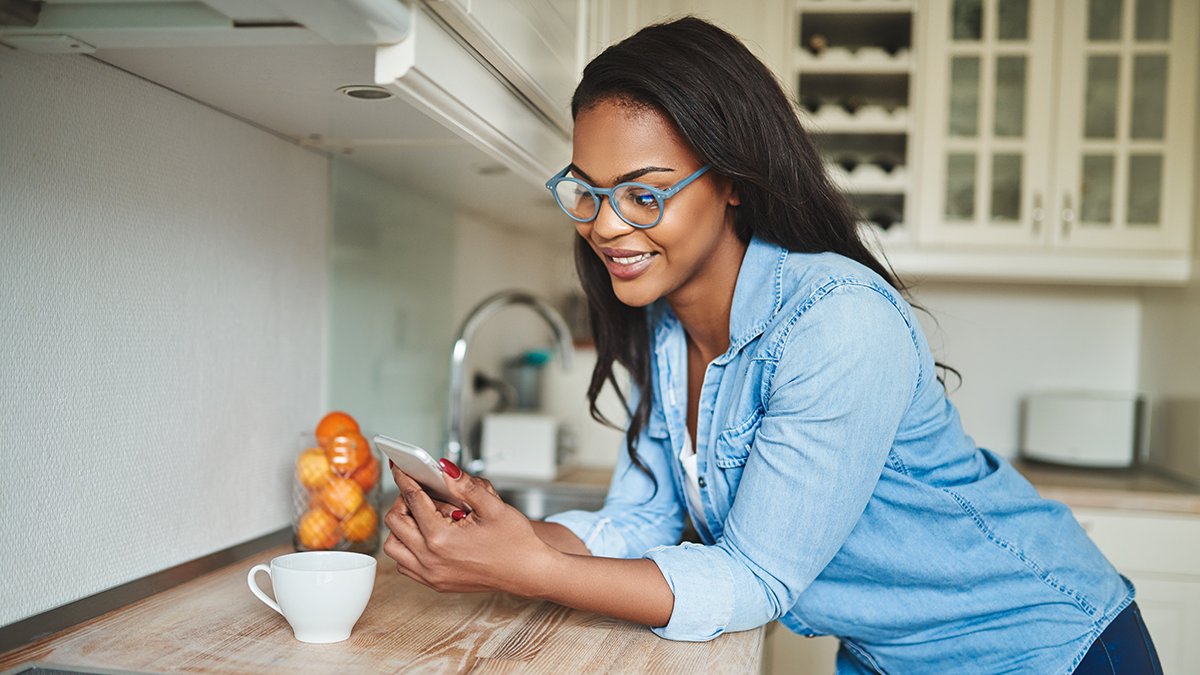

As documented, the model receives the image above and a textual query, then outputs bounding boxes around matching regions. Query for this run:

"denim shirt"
[547,237,1133,674]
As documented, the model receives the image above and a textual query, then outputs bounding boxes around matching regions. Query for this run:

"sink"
[490,479,608,520]
[493,479,703,543]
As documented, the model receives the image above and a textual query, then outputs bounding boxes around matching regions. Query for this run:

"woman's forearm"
[530,520,592,556]
[525,552,675,628]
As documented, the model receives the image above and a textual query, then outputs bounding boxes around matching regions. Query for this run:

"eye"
[622,187,659,210]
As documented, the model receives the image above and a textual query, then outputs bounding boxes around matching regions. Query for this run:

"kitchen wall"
[325,158,457,454]
[0,52,327,626]
[1138,99,1200,481]
[910,283,1142,458]
[324,155,615,469]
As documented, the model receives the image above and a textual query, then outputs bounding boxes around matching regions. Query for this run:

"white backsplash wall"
[1137,170,1200,479]
[326,158,457,454]
[909,283,1142,459]
[324,164,588,464]
[0,52,327,626]
[449,216,579,461]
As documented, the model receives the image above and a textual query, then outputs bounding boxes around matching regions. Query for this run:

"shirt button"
[698,477,706,488]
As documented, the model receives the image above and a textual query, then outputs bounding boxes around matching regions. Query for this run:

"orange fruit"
[342,504,379,543]
[315,411,359,448]
[316,476,364,520]
[350,454,381,492]
[325,432,371,476]
[297,507,341,550]
[295,446,333,492]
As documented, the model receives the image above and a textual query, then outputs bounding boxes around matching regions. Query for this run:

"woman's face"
[570,98,743,310]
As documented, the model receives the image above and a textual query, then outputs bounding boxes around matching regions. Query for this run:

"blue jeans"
[1074,603,1163,675]
[833,602,1163,674]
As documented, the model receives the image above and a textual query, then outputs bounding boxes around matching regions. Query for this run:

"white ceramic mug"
[247,551,377,643]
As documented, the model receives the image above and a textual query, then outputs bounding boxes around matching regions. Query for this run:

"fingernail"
[438,458,462,479]
[451,510,467,521]
[389,459,396,470]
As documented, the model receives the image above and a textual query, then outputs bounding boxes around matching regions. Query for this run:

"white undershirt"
[679,428,709,531]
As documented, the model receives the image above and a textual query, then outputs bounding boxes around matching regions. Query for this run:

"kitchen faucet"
[445,290,574,473]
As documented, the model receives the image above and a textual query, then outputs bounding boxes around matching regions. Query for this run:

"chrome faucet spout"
[446,291,574,472]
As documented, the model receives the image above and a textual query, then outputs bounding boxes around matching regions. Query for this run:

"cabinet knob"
[1061,194,1075,236]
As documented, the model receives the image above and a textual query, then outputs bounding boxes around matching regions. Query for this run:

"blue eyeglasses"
[545,165,711,228]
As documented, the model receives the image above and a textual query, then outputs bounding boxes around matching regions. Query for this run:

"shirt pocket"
[713,408,762,468]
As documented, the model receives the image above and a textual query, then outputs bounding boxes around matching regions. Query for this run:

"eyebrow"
[568,164,676,186]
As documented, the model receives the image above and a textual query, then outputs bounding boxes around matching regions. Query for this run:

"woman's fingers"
[438,459,506,518]
[383,532,441,587]
[391,467,448,530]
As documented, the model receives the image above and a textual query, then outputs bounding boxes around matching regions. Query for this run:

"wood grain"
[0,545,762,675]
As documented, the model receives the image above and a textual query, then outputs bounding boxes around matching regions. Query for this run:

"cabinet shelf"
[828,164,908,194]
[794,48,913,72]
[800,106,910,133]
[795,0,914,233]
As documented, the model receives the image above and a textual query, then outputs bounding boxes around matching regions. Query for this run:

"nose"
[589,196,636,240]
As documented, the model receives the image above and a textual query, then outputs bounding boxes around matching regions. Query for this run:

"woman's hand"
[383,458,675,627]
[382,459,557,597]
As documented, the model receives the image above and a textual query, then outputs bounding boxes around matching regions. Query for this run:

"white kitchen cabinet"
[1072,507,1200,674]
[915,0,1197,265]
[762,625,838,675]
[793,1,916,237]
[423,0,585,134]
[374,4,573,187]
[1053,0,1197,253]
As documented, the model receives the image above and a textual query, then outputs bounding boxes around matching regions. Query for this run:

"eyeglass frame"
[544,164,712,229]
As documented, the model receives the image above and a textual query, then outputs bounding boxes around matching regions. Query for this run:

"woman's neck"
[667,240,747,364]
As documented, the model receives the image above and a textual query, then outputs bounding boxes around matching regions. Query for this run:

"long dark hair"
[574,17,919,469]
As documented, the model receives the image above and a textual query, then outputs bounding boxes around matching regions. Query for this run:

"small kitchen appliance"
[1020,391,1141,468]
[480,412,559,480]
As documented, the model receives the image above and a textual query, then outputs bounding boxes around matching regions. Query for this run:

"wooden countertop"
[1014,460,1200,515]
[0,544,763,675]
[565,461,1200,515]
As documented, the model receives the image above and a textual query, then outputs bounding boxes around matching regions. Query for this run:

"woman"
[383,17,1160,674]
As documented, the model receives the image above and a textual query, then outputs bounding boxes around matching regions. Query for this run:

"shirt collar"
[723,236,786,362]
[649,236,787,364]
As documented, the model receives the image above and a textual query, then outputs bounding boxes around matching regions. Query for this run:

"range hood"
[0,0,577,233]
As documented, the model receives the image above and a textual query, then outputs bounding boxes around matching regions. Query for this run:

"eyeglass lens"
[553,181,662,226]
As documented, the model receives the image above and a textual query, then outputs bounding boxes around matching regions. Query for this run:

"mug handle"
[247,564,283,615]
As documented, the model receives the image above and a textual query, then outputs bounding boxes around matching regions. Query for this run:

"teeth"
[612,253,653,264]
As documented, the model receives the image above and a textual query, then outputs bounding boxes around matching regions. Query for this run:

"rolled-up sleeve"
[545,394,685,558]
[646,283,920,640]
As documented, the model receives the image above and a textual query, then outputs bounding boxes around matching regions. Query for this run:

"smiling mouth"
[600,248,657,280]
[610,252,654,264]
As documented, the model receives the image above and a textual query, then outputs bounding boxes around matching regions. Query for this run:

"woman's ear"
[721,176,740,207]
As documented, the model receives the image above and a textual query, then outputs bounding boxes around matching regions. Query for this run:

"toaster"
[1020,391,1142,467]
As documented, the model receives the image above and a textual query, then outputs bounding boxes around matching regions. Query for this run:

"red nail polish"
[451,510,467,521]
[438,458,462,479]
[389,459,396,470]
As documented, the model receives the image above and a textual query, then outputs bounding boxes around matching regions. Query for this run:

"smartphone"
[373,435,469,511]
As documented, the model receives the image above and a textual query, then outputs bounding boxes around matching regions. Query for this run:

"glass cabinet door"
[1054,0,1197,251]
[918,0,1057,246]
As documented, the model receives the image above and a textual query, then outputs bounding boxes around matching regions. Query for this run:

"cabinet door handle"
[1031,192,1044,236]
[1061,194,1075,237]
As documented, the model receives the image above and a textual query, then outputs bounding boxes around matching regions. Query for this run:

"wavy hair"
[573,17,918,470]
